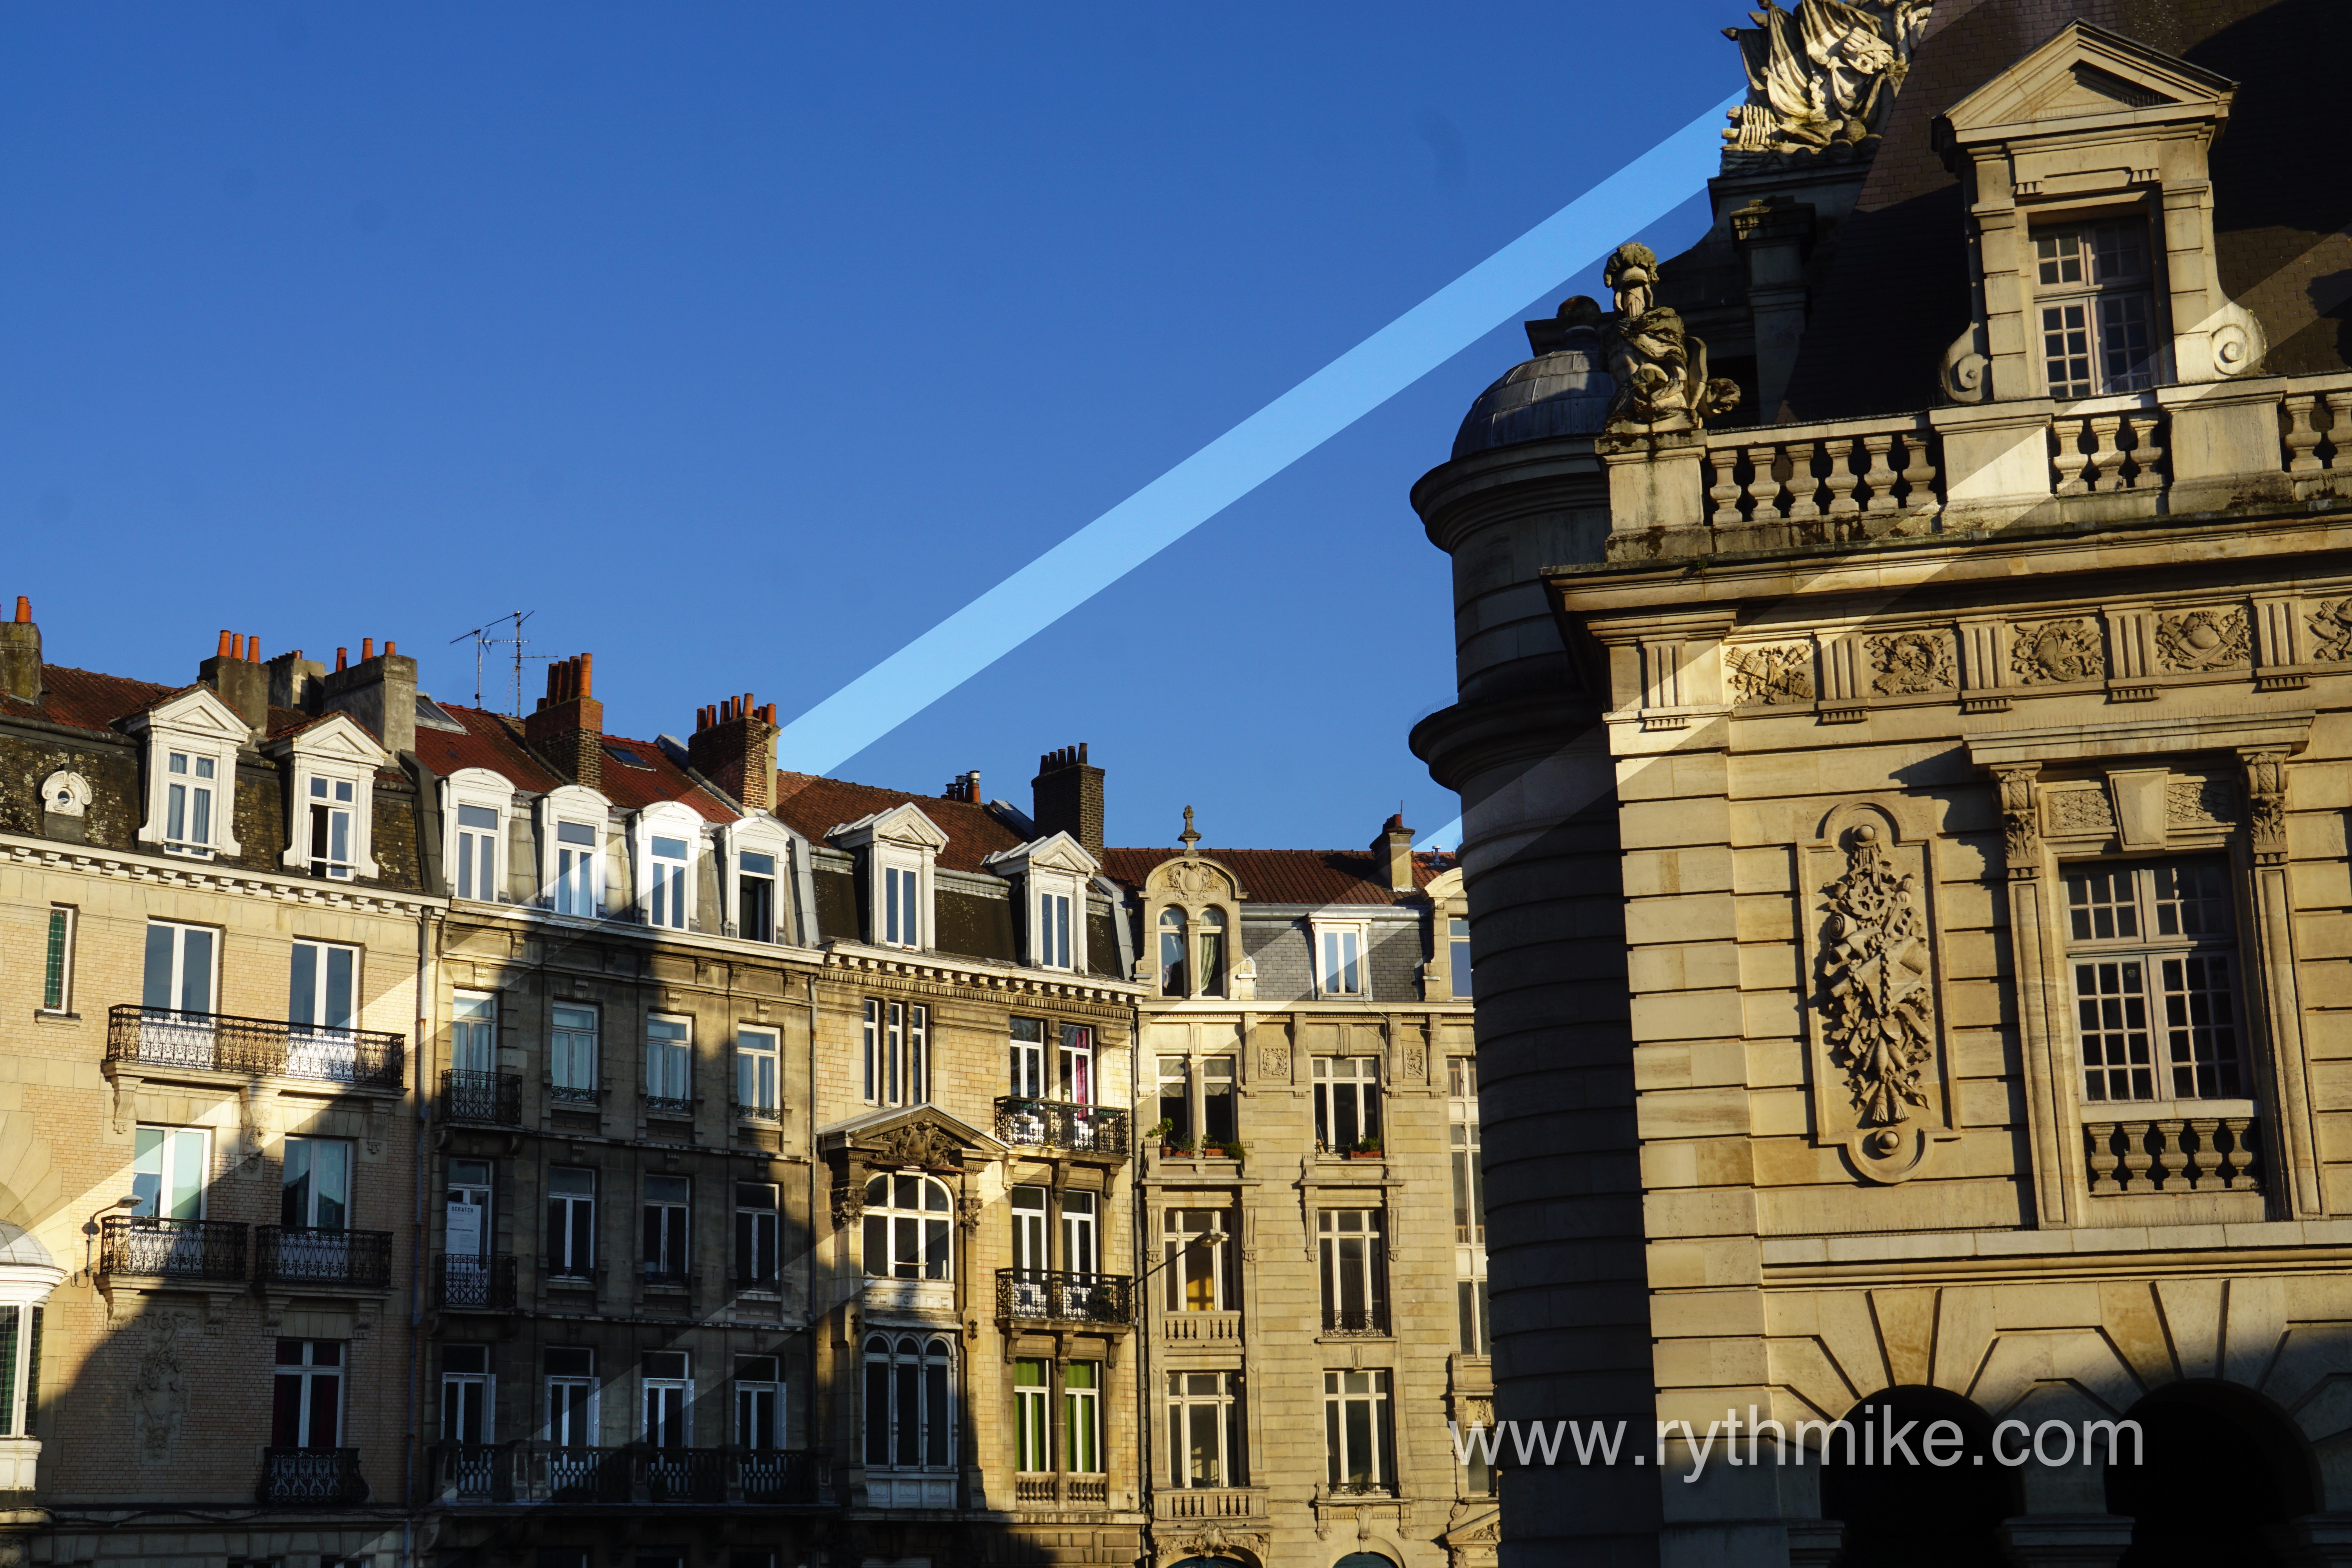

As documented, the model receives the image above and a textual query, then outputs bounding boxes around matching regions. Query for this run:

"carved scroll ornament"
[1819,825,1934,1143]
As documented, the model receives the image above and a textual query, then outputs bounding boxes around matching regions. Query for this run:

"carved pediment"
[263,711,390,768]
[828,801,949,852]
[122,685,252,744]
[819,1104,1003,1169]
[982,829,1100,879]
[1938,20,2234,144]
[1143,855,1241,901]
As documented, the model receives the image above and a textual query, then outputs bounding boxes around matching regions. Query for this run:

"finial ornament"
[1180,806,1200,852]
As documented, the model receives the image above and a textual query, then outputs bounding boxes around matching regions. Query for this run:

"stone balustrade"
[2083,1112,2266,1196]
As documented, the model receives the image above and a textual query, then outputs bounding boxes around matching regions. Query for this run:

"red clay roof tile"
[772,771,1027,872]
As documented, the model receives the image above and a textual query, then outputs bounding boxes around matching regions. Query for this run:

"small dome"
[1452,324,1612,459]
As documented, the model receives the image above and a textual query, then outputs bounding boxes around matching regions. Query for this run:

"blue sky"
[2,2,1732,851]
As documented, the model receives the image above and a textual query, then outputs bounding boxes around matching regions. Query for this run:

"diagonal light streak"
[775,90,1746,775]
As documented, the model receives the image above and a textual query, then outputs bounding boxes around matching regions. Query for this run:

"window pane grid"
[2064,859,2243,1105]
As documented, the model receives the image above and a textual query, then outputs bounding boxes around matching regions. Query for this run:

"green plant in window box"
[1348,1136,1383,1158]
[1219,1142,1246,1161]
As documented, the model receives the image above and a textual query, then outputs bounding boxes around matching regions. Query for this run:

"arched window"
[1196,907,1226,997]
[1159,907,1188,996]
[862,1174,953,1279]
[863,1332,955,1471]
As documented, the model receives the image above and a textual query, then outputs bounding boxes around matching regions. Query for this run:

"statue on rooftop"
[1600,243,1742,436]
[1722,0,1933,169]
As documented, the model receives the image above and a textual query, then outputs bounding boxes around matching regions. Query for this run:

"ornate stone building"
[1413,3,2352,1565]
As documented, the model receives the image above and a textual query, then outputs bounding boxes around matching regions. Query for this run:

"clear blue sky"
[2,2,1731,851]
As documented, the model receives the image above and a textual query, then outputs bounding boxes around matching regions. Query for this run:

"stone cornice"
[0,830,444,916]
[818,942,1143,1004]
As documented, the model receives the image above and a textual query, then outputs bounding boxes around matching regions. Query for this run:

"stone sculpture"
[1722,0,1935,169]
[1819,825,1934,1134]
[1601,243,1742,436]
[1723,643,1815,704]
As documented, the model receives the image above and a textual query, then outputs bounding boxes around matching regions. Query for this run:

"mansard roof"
[771,770,1027,873]
[1096,845,1447,907]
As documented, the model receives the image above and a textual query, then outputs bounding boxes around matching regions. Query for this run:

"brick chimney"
[0,596,39,705]
[200,630,270,733]
[1032,743,1103,858]
[267,648,327,713]
[319,637,417,756]
[687,693,778,811]
[525,653,603,789]
[941,770,981,804]
[1373,813,1416,893]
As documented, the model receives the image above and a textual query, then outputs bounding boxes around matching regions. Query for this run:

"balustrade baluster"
[1708,446,1744,525]
[2083,1123,2120,1194]
[2053,418,2093,495]
[2325,392,2352,472]
[1898,428,1938,510]
[1824,437,1862,517]
[2124,415,2166,492]
[1784,441,1822,521]
[2088,416,2125,494]
[1860,434,1898,515]
[1744,444,1784,523]
[2284,394,2325,473]
[2117,1122,2155,1192]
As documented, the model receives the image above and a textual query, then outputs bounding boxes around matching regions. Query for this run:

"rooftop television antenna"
[448,611,550,715]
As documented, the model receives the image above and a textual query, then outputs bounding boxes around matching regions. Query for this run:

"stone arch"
[2107,1379,2318,1568]
[1819,1385,2019,1568]
[1140,855,1247,1000]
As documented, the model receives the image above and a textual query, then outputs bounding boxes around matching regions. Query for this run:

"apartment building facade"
[1411,4,2352,1566]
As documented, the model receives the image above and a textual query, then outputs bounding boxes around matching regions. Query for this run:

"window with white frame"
[1039,887,1073,969]
[133,1125,210,1221]
[1061,1190,1098,1278]
[642,1176,690,1285]
[0,1303,41,1439]
[454,805,499,901]
[1194,907,1226,996]
[1158,907,1187,996]
[1312,1056,1381,1153]
[142,920,216,1016]
[271,717,387,882]
[2035,218,2160,399]
[1165,1371,1243,1488]
[645,1016,691,1112]
[131,692,246,860]
[1057,1023,1095,1105]
[451,992,496,1074]
[543,1346,597,1444]
[1318,1209,1387,1334]
[832,804,945,951]
[864,1333,954,1472]
[443,769,514,903]
[1314,920,1368,998]
[281,1137,352,1231]
[1450,1056,1489,1356]
[735,1026,779,1119]
[882,861,921,949]
[2065,858,2245,1104]
[304,775,359,879]
[550,1007,599,1102]
[442,1344,493,1446]
[272,1339,344,1448]
[862,1000,927,1107]
[862,1173,952,1280]
[733,1183,779,1289]
[1448,917,1474,998]
[1010,1018,1046,1099]
[1201,1054,1235,1148]
[553,822,601,915]
[165,748,223,857]
[646,835,691,929]
[735,1355,781,1449]
[984,838,1098,973]
[1161,1208,1230,1312]
[1322,1368,1392,1492]
[1014,1359,1049,1472]
[290,941,359,1033]
[41,905,75,1014]
[1155,1056,1191,1148]
[642,1351,690,1447]
[737,849,779,942]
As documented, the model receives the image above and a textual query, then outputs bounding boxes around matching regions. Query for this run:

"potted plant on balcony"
[1347,1135,1383,1160]
[1218,1141,1246,1161]
[1145,1118,1179,1155]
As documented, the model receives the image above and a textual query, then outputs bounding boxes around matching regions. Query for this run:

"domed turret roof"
[1452,298,1612,459]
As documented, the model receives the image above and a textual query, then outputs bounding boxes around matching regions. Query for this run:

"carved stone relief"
[1721,0,1934,169]
[38,769,91,817]
[2154,608,2250,671]
[130,1310,196,1464]
[1819,825,1935,1140]
[2168,777,2237,826]
[2009,619,2104,684]
[829,1181,865,1229]
[1867,631,1955,695]
[2307,597,2352,662]
[2243,752,2290,862]
[1601,243,1741,435]
[1257,1042,1290,1080]
[870,1122,958,1169]
[1996,766,2042,876]
[1723,642,1815,705]
[2041,787,2116,837]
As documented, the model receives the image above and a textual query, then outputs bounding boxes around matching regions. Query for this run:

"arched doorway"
[1820,1386,2018,1568]
[2108,1381,2316,1568]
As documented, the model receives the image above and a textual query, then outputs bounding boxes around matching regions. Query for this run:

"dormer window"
[305,777,357,878]
[720,816,800,945]
[129,688,249,862]
[1142,850,1245,1000]
[629,802,708,932]
[538,785,613,918]
[167,752,219,856]
[441,768,516,905]
[649,836,690,929]
[268,714,387,883]
[2034,219,2158,398]
[831,804,949,953]
[982,833,1098,974]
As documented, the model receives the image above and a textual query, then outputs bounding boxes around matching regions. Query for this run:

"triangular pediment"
[982,830,1099,879]
[124,684,251,743]
[818,1103,1005,1165]
[264,711,389,768]
[828,801,949,852]
[1940,21,2235,143]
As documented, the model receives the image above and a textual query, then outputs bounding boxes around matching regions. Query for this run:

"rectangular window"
[451,992,496,1074]
[1156,1056,1191,1147]
[648,835,690,929]
[1316,922,1365,997]
[734,1182,779,1288]
[1014,1359,1049,1472]
[442,1344,493,1445]
[2035,219,2159,398]
[646,1016,691,1107]
[2065,859,2243,1103]
[1318,1209,1387,1334]
[547,1168,595,1278]
[1061,1190,1097,1278]
[1449,917,1474,997]
[735,1027,779,1118]
[446,1159,492,1265]
[41,906,74,1013]
[142,920,216,1016]
[642,1351,690,1447]
[1201,1055,1236,1147]
[1009,1018,1045,1098]
[1313,1057,1382,1152]
[134,1125,210,1220]
[551,1006,599,1100]
[883,864,920,948]
[1038,890,1072,969]
[544,1346,597,1446]
[1450,1055,1490,1355]
[164,749,218,854]
[862,1000,927,1107]
[455,804,499,902]
[1165,1371,1242,1488]
[289,941,359,1033]
[307,775,358,879]
[281,1137,352,1231]
[1322,1368,1392,1491]
[735,1356,780,1449]
[554,820,599,916]
[272,1339,344,1449]
[1010,1186,1048,1274]
[1057,1023,1094,1105]
[738,849,777,942]
[1161,1209,1229,1312]
[642,1176,690,1285]
[1458,1274,1491,1358]
[1063,1361,1100,1474]
[0,1306,38,1438]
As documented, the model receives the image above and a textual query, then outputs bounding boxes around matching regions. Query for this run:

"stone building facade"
[1412,4,2352,1566]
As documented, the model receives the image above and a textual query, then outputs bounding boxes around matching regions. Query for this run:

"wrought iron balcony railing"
[643,1093,694,1119]
[642,1264,691,1289]
[549,1080,603,1105]
[442,1069,522,1125]
[996,1268,1133,1327]
[437,1252,518,1310]
[437,1444,826,1506]
[643,1447,726,1504]
[435,1442,514,1502]
[258,1447,370,1505]
[993,1098,1129,1158]
[99,1216,248,1282]
[256,1227,394,1291]
[539,1445,634,1504]
[1320,1305,1390,1337]
[109,1004,404,1091]
[739,1448,825,1504]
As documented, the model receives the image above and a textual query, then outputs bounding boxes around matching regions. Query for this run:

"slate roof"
[772,771,1028,872]
[1096,846,1446,907]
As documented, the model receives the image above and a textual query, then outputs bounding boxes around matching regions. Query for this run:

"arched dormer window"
[629,799,709,931]
[536,784,613,918]
[1142,849,1245,1001]
[441,767,519,903]
[862,1173,953,1279]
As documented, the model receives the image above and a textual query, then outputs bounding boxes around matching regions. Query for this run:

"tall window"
[1196,908,1226,997]
[737,849,778,941]
[1165,1371,1242,1488]
[1450,1057,1489,1356]
[862,1174,952,1280]
[551,1007,599,1101]
[1157,1057,1191,1147]
[863,1334,953,1470]
[142,920,216,1015]
[1159,908,1187,996]
[862,1001,927,1107]
[306,776,358,879]
[1322,1368,1392,1492]
[1449,917,1474,997]
[1057,1024,1094,1105]
[733,1183,779,1288]
[1010,1019,1046,1098]
[648,836,690,929]
[554,821,599,916]
[544,1347,597,1445]
[1061,1191,1098,1277]
[735,1027,779,1118]
[273,1340,344,1448]
[164,749,218,856]
[1014,1359,1049,1472]
[734,1355,781,1449]
[1063,1362,1100,1474]
[454,804,499,901]
[289,941,359,1033]
[442,1344,492,1445]
[642,1352,690,1446]
[2068,859,2242,1103]
[642,1176,690,1285]
[1010,1186,1048,1272]
[1318,1210,1387,1334]
[1313,1057,1382,1152]
[1316,921,1366,998]
[451,992,496,1073]
[1201,1055,1236,1147]
[1161,1209,1230,1312]
[0,1305,41,1438]
[2035,219,2159,399]
[547,1168,595,1278]
[1038,889,1073,969]
[883,864,920,949]
[645,1016,691,1110]
[40,906,74,1013]
[134,1125,209,1220]
[282,1138,351,1230]
[446,1160,492,1285]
